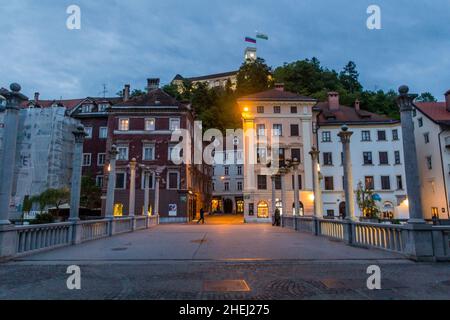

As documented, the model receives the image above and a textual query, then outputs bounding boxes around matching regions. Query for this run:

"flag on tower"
[245,37,257,44]
[256,32,269,40]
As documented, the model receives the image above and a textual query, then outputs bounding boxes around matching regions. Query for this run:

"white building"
[211,147,244,214]
[413,90,450,220]
[316,92,409,220]
[239,86,317,222]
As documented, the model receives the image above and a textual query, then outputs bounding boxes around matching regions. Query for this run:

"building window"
[326,209,335,217]
[290,124,299,136]
[322,131,332,142]
[84,127,93,139]
[116,172,126,189]
[324,176,334,190]
[363,152,373,165]
[169,118,180,131]
[81,104,92,113]
[141,173,154,189]
[379,151,389,165]
[291,175,303,190]
[426,156,432,170]
[418,118,423,127]
[361,130,371,141]
[98,104,108,112]
[99,127,108,139]
[97,153,106,166]
[381,176,391,190]
[291,149,301,162]
[424,133,430,144]
[224,166,229,176]
[143,145,155,161]
[237,166,242,175]
[257,201,269,218]
[392,129,399,141]
[273,106,281,113]
[257,106,264,113]
[257,175,267,190]
[119,118,129,131]
[82,153,91,166]
[396,175,403,190]
[237,181,243,191]
[224,182,229,191]
[291,106,298,114]
[432,207,439,218]
[412,108,417,117]
[117,146,129,161]
[377,130,386,141]
[274,175,282,190]
[96,175,104,188]
[394,151,401,165]
[257,148,267,164]
[365,176,375,190]
[323,152,333,166]
[167,172,179,189]
[272,124,282,136]
[145,118,156,131]
[257,124,266,136]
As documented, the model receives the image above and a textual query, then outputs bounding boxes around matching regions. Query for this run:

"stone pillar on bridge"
[310,147,323,235]
[270,175,276,222]
[0,83,27,225]
[292,158,301,216]
[338,125,355,222]
[154,173,160,216]
[128,158,137,217]
[69,125,87,222]
[105,145,118,219]
[143,170,150,216]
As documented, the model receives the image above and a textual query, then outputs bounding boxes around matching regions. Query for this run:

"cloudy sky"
[1,0,449,100]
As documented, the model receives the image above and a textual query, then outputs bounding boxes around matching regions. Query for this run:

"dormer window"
[81,104,92,113]
[98,104,109,112]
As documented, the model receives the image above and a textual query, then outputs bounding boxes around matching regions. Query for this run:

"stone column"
[292,161,300,216]
[396,85,425,224]
[338,125,355,221]
[128,158,137,217]
[154,173,160,216]
[143,171,150,216]
[69,125,87,222]
[105,145,118,218]
[0,84,27,225]
[279,169,287,217]
[309,147,323,219]
[271,175,276,220]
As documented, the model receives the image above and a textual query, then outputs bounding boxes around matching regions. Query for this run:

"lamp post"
[338,125,355,221]
[396,85,425,224]
[105,145,118,218]
[69,125,87,222]
[309,147,323,219]
[0,83,28,225]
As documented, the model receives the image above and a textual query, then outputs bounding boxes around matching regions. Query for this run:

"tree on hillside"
[236,58,274,96]
[416,92,437,102]
[339,61,362,94]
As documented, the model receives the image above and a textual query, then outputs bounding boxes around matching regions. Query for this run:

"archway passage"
[223,199,233,214]
[339,201,346,219]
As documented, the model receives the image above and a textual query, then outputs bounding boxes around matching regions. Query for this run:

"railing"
[114,217,133,234]
[16,223,72,254]
[81,220,109,242]
[353,222,406,253]
[134,216,147,230]
[296,216,314,233]
[319,219,345,240]
[148,215,159,227]
[432,226,450,260]
[282,216,295,228]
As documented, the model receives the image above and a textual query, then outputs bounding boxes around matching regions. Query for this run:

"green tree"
[80,176,102,209]
[236,58,274,96]
[416,92,437,102]
[30,188,70,217]
[339,61,362,94]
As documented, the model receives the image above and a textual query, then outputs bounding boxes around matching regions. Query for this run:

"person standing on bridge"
[197,208,205,224]
[273,208,281,226]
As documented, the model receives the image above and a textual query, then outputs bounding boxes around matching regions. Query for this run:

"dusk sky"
[1,0,449,100]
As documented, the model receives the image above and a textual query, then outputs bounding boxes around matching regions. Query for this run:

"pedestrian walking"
[197,208,205,224]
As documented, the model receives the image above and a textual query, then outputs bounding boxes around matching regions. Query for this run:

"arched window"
[257,201,269,218]
[292,201,304,216]
[275,200,283,215]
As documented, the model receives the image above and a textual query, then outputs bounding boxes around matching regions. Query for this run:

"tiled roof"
[238,89,316,101]
[414,102,450,126]
[113,88,186,108]
[21,97,121,110]
[316,102,398,125]
[187,71,238,82]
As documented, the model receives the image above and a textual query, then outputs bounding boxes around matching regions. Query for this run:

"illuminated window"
[145,118,155,131]
[113,203,123,217]
[169,118,180,131]
[257,201,269,218]
[119,118,129,131]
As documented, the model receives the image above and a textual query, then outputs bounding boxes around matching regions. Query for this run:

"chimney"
[123,84,130,102]
[34,92,40,103]
[274,83,285,91]
[147,78,160,92]
[445,90,450,112]
[354,99,360,111]
[328,92,340,111]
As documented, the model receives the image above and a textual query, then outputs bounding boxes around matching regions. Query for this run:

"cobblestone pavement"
[1,224,449,300]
